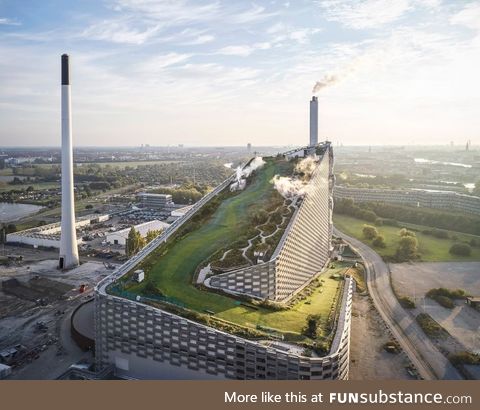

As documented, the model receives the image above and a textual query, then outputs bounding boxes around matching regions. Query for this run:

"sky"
[0,0,479,147]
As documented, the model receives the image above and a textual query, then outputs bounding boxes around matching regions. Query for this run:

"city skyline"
[1,0,480,147]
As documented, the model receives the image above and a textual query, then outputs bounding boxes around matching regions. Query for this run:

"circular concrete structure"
[71,299,94,350]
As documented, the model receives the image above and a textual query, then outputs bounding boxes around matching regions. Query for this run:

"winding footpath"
[334,227,463,380]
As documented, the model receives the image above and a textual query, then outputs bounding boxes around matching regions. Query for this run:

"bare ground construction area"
[349,293,412,380]
[0,260,115,379]
[391,262,480,358]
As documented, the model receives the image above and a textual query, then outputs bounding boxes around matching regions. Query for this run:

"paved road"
[334,228,463,380]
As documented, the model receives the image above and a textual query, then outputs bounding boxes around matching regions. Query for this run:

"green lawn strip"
[333,214,480,262]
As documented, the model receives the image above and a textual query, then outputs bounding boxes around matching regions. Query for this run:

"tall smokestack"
[309,96,318,147]
[59,54,79,269]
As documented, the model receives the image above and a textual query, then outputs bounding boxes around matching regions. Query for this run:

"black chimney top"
[61,54,70,85]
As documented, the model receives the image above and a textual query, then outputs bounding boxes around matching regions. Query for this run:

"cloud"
[111,0,222,24]
[230,4,278,23]
[182,34,215,45]
[0,17,20,26]
[319,0,412,29]
[289,28,322,44]
[218,45,254,57]
[81,19,163,44]
[450,2,480,31]
[217,42,271,57]
[137,53,192,71]
[173,63,260,84]
[266,22,321,44]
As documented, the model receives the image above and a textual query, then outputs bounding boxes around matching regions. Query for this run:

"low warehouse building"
[6,214,109,249]
[106,220,169,246]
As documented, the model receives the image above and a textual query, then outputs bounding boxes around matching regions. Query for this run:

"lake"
[0,202,43,223]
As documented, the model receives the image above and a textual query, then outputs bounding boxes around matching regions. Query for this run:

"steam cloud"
[270,156,318,198]
[295,155,317,177]
[242,156,265,178]
[231,156,265,191]
[270,175,309,198]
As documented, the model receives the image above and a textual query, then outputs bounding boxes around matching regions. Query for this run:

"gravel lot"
[391,262,480,297]
[349,293,412,380]
[391,262,480,355]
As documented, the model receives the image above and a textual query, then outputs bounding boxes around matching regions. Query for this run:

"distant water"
[0,202,43,223]
[414,158,472,168]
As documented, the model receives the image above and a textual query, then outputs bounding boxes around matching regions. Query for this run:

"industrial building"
[95,277,352,380]
[334,186,480,216]
[106,220,169,246]
[138,193,174,209]
[7,214,109,249]
[94,141,349,380]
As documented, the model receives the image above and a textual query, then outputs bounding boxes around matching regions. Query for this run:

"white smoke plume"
[312,57,364,95]
[270,156,318,198]
[312,74,339,94]
[242,156,265,178]
[235,156,265,181]
[295,155,318,177]
[231,156,265,191]
[270,175,308,198]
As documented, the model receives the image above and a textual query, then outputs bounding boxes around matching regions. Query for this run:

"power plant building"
[94,141,350,380]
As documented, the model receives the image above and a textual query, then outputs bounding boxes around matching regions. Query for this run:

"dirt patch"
[0,260,115,379]
[349,293,411,380]
[2,277,72,303]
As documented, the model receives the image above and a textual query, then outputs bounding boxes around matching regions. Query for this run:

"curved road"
[334,228,462,380]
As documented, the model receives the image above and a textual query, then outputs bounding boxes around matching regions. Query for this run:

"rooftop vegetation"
[108,156,347,353]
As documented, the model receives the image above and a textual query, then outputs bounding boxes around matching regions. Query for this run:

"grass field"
[0,182,59,193]
[123,158,343,337]
[333,214,480,262]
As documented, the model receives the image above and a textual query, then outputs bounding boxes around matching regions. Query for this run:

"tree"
[145,229,162,243]
[449,243,472,256]
[126,227,145,257]
[372,235,386,248]
[399,228,416,237]
[362,224,378,240]
[302,314,321,339]
[396,235,419,261]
